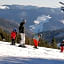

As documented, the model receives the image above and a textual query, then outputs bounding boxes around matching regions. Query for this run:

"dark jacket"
[19,22,25,33]
[60,41,64,46]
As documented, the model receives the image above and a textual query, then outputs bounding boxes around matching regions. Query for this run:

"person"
[60,40,64,52]
[33,34,41,49]
[18,19,26,47]
[0,33,4,40]
[11,28,17,45]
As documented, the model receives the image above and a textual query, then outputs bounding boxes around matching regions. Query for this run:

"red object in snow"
[33,39,39,47]
[11,31,16,40]
[61,46,63,52]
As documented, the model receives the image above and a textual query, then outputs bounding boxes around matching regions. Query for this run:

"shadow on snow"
[0,57,64,64]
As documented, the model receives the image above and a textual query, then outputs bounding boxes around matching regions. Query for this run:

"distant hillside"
[0,18,33,37]
[0,5,64,42]
[0,18,19,33]
[0,5,64,32]
[40,28,64,42]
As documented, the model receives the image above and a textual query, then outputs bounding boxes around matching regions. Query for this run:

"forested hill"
[0,18,18,33]
[40,28,64,42]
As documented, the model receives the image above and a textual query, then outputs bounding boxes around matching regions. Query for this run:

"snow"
[30,15,52,33]
[0,6,9,9]
[0,41,64,64]
[60,20,64,24]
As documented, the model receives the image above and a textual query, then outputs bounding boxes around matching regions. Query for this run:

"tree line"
[0,28,58,49]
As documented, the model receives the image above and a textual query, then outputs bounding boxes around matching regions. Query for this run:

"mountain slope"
[0,5,64,32]
[1,5,64,42]
[40,28,64,42]
[0,18,19,32]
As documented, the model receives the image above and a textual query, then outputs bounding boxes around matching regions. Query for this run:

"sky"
[0,0,64,8]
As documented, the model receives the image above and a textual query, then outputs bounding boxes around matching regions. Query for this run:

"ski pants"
[11,39,15,45]
[20,33,25,45]
[61,46,64,52]
[33,39,38,47]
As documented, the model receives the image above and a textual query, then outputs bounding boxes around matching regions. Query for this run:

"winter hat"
[22,19,26,23]
[13,28,17,32]
[38,34,42,37]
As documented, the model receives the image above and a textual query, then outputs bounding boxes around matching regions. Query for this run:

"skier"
[60,40,64,52]
[11,28,17,45]
[33,34,41,49]
[18,19,26,47]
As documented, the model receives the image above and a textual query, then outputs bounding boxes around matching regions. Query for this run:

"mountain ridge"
[0,5,64,42]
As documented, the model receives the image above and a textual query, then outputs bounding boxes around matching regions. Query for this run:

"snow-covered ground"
[0,41,64,64]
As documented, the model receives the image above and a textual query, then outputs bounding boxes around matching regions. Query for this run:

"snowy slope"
[0,41,64,64]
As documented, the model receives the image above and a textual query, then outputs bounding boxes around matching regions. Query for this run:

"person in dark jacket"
[0,33,4,40]
[60,40,64,52]
[18,19,26,47]
[11,28,17,45]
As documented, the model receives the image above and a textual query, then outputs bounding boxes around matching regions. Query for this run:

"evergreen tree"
[51,37,57,49]
[16,33,21,43]
[0,36,2,41]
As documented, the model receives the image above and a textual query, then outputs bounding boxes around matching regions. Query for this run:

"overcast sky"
[0,0,64,8]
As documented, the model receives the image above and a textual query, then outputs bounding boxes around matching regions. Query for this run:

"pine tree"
[16,33,21,43]
[0,36,2,41]
[51,37,57,49]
